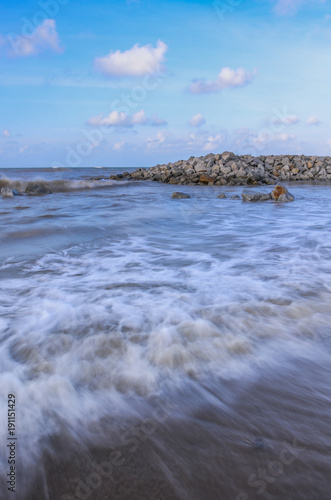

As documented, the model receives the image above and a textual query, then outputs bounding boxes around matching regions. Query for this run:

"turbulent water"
[1,167,331,499]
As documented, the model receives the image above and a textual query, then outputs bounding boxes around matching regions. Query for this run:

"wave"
[0,177,123,193]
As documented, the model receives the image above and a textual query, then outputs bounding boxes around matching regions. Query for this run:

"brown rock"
[200,174,214,184]
[271,185,287,200]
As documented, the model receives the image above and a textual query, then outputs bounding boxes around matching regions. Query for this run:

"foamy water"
[1,168,331,497]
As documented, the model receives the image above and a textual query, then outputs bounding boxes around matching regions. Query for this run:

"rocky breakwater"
[111,152,331,185]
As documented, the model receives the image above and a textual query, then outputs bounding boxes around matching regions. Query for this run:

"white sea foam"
[1,177,331,472]
[1,230,331,466]
[0,177,122,193]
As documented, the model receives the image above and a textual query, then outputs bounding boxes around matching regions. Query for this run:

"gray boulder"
[221,151,236,162]
[171,192,191,199]
[195,162,207,173]
[231,195,240,200]
[278,193,295,202]
[217,193,226,199]
[1,187,19,197]
[241,189,271,202]
[25,184,52,195]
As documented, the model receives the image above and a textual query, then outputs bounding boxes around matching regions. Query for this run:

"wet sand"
[20,353,331,500]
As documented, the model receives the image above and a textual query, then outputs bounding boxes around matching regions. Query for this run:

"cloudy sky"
[0,0,331,168]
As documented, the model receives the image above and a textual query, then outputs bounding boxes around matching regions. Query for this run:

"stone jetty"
[109,152,331,185]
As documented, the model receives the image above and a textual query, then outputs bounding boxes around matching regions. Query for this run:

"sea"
[0,167,331,499]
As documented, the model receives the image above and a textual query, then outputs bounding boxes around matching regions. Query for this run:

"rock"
[231,195,240,200]
[271,185,288,200]
[278,193,295,202]
[171,192,191,199]
[195,162,207,173]
[247,171,262,183]
[217,193,226,199]
[241,189,271,202]
[117,154,331,187]
[25,184,52,195]
[1,187,19,197]
[221,151,236,163]
[199,174,214,184]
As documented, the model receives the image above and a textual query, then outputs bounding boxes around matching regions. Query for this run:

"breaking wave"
[0,177,123,193]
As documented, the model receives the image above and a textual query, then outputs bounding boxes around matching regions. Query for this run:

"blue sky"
[1,0,331,167]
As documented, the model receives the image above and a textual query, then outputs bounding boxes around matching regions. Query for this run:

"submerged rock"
[241,185,294,202]
[1,187,19,197]
[278,193,295,202]
[231,195,241,200]
[271,185,294,202]
[217,193,226,199]
[171,192,191,199]
[25,184,52,195]
[271,185,288,200]
[241,189,271,202]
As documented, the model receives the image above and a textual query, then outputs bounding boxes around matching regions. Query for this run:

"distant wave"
[0,177,124,193]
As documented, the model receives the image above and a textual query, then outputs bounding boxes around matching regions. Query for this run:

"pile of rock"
[111,152,331,185]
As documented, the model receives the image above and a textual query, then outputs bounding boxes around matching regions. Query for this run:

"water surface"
[0,168,330,499]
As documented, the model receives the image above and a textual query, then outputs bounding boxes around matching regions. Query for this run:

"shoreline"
[20,353,331,500]
[106,152,331,185]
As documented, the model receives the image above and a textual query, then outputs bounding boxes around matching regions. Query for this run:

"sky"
[0,0,331,168]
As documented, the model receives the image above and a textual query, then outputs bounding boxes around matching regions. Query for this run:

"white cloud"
[3,129,10,137]
[146,131,167,150]
[254,132,295,147]
[131,110,148,125]
[272,115,299,125]
[203,134,224,151]
[88,110,148,127]
[144,128,229,155]
[275,133,295,141]
[327,139,331,147]
[273,0,326,15]
[235,127,298,154]
[19,145,29,154]
[112,141,125,151]
[95,40,167,77]
[307,116,321,125]
[189,67,256,94]
[87,110,167,128]
[189,113,206,127]
[150,114,167,126]
[7,19,62,57]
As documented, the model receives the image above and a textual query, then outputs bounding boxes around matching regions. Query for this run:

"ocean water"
[1,167,331,499]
